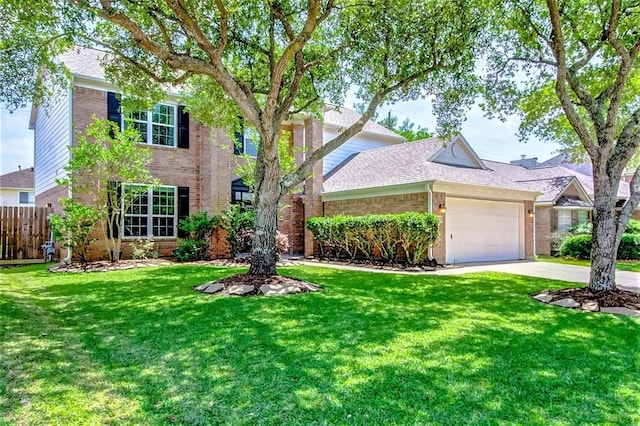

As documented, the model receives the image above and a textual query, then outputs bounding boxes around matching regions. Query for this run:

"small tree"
[49,199,100,264]
[58,117,159,261]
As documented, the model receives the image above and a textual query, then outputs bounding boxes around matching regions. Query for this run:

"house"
[32,47,636,263]
[29,47,402,260]
[0,167,35,206]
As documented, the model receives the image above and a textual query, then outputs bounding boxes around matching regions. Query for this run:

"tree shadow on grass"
[2,265,639,424]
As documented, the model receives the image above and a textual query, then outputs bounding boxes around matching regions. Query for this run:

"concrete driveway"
[433,260,640,293]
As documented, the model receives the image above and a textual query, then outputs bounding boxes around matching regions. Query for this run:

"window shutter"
[177,186,189,238]
[177,106,189,149]
[107,181,122,238]
[107,92,122,130]
[234,117,244,155]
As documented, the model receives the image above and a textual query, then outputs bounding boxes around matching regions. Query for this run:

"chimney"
[510,156,539,169]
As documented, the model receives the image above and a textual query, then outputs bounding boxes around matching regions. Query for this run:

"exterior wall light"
[528,209,535,218]
[438,203,447,214]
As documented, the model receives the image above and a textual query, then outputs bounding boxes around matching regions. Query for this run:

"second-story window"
[128,104,176,147]
[234,120,259,157]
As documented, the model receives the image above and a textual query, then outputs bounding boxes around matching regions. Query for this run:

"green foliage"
[130,238,157,260]
[377,114,433,141]
[57,117,159,259]
[221,205,255,258]
[625,219,640,235]
[567,221,592,235]
[306,212,440,264]
[559,234,640,261]
[178,212,220,241]
[49,199,100,264]
[174,239,210,262]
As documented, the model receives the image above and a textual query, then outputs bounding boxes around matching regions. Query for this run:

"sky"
[0,97,563,176]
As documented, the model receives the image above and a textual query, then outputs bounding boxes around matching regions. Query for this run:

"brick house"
[30,48,637,263]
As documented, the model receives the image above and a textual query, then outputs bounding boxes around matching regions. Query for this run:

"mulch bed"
[201,273,320,296]
[545,287,640,310]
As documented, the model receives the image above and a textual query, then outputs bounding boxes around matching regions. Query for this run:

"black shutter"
[107,181,122,238]
[234,117,244,155]
[177,106,189,149]
[177,186,189,238]
[107,92,122,130]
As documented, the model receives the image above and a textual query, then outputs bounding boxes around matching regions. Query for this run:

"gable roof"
[58,47,107,80]
[539,153,593,176]
[0,168,34,189]
[323,107,405,140]
[429,134,486,169]
[323,138,533,194]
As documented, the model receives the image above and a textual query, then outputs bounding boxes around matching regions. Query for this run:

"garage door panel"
[445,198,522,263]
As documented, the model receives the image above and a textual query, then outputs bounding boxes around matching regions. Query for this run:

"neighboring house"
[0,167,35,206]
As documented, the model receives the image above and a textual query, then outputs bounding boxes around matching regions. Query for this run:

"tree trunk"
[589,170,619,292]
[249,135,281,276]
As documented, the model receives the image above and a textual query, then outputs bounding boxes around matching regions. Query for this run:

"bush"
[275,230,290,255]
[49,199,100,264]
[306,212,440,264]
[174,239,210,261]
[558,234,592,259]
[178,211,220,240]
[221,205,255,257]
[625,219,640,234]
[130,238,157,260]
[559,233,640,260]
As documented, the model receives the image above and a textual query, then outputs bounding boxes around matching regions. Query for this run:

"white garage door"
[445,198,522,264]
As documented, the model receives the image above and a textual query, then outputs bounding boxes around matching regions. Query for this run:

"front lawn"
[536,255,640,272]
[1,264,638,425]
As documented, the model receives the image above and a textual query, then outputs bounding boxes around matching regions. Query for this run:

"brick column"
[303,118,323,257]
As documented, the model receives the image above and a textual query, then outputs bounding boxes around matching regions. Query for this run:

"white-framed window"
[234,125,259,157]
[19,191,34,204]
[123,185,176,237]
[128,104,176,147]
[577,210,589,224]
[558,209,572,231]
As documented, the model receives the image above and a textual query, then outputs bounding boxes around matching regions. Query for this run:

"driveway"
[433,260,640,293]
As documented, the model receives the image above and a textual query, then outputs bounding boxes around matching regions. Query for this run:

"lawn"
[536,255,640,272]
[1,264,638,425]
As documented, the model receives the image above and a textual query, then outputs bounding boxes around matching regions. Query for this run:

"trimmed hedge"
[559,233,640,260]
[306,212,439,264]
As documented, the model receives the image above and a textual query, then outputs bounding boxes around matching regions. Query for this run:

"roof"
[323,138,533,194]
[556,196,592,208]
[515,176,583,204]
[323,107,404,140]
[58,47,108,80]
[539,153,593,176]
[0,168,34,189]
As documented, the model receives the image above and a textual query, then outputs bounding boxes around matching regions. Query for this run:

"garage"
[445,198,523,264]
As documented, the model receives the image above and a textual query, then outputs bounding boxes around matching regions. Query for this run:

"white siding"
[34,91,71,195]
[432,141,478,168]
[0,188,19,205]
[322,128,400,175]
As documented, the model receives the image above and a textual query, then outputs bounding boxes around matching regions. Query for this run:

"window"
[19,191,34,204]
[577,210,589,224]
[234,122,259,157]
[128,104,176,147]
[558,209,572,231]
[123,185,176,237]
[231,179,253,209]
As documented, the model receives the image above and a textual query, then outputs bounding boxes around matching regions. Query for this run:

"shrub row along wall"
[306,212,439,265]
[559,234,640,260]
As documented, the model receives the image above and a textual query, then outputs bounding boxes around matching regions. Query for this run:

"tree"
[378,114,433,141]
[1,0,491,276]
[58,117,160,261]
[49,199,101,264]
[487,0,640,291]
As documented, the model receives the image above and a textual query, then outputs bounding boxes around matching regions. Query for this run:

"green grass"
[1,264,639,425]
[536,255,640,272]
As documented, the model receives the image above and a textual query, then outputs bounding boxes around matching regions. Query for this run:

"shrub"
[178,211,220,241]
[275,230,290,255]
[174,239,210,261]
[559,233,640,260]
[625,219,640,234]
[558,234,592,259]
[567,221,591,235]
[617,234,640,260]
[221,205,255,257]
[130,238,157,260]
[49,199,100,264]
[306,212,440,264]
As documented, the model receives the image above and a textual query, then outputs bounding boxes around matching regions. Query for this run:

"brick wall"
[535,206,552,255]
[303,118,324,257]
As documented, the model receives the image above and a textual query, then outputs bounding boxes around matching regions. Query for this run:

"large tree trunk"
[249,134,281,276]
[589,167,620,292]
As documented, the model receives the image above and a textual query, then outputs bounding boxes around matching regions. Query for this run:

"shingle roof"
[323,138,533,193]
[323,107,404,140]
[0,168,34,189]
[514,176,580,204]
[58,47,107,80]
[556,196,592,207]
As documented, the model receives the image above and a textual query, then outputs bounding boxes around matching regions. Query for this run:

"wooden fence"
[0,206,53,261]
